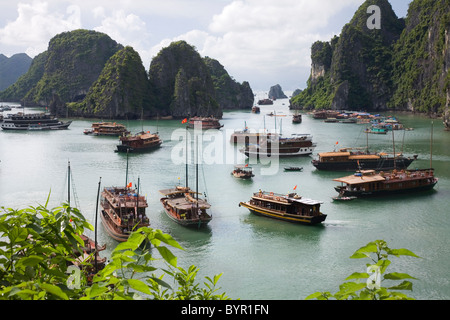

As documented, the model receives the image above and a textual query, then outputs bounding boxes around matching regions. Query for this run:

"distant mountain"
[68,46,154,119]
[0,53,32,92]
[291,0,449,123]
[0,31,253,119]
[268,84,287,99]
[0,29,123,114]
[148,40,222,118]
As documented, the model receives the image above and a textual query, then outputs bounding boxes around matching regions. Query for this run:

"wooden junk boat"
[159,186,212,228]
[100,184,149,241]
[312,148,417,172]
[241,133,316,158]
[187,116,223,130]
[84,122,130,136]
[231,165,254,179]
[239,191,326,225]
[333,169,438,198]
[292,113,302,123]
[230,121,278,145]
[159,127,212,228]
[116,131,162,153]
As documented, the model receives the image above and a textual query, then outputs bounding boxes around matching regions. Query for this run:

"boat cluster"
[1,110,438,239]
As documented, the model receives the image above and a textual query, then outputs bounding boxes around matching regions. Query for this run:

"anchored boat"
[239,190,326,225]
[1,112,71,130]
[116,131,162,153]
[84,122,129,136]
[333,169,438,198]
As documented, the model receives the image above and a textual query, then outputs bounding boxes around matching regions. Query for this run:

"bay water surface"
[1,97,449,300]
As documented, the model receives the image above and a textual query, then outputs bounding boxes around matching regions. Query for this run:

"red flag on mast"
[182,118,188,124]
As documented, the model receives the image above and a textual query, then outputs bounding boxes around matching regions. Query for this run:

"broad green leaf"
[305,292,329,300]
[345,272,369,280]
[156,246,177,267]
[40,283,69,300]
[350,242,378,259]
[384,272,417,280]
[127,279,152,295]
[338,281,367,295]
[154,231,184,250]
[388,248,421,259]
[17,255,44,267]
[388,281,414,291]
[88,284,109,298]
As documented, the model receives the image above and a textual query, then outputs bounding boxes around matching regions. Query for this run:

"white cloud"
[0,0,81,57]
[94,9,151,63]
[150,0,362,90]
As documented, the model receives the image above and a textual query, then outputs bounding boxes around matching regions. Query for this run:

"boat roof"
[253,192,323,206]
[348,155,380,160]
[159,187,199,196]
[164,197,211,210]
[319,152,351,157]
[333,170,386,185]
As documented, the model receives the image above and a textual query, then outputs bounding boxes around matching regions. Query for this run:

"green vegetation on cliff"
[291,0,449,116]
[149,41,221,118]
[1,32,251,119]
[390,0,450,113]
[204,57,254,110]
[69,46,154,119]
[1,29,123,114]
[291,0,404,111]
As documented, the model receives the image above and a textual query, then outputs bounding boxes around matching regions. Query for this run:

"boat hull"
[161,199,211,228]
[116,142,162,153]
[100,210,130,242]
[312,157,415,171]
[239,202,326,225]
[1,121,72,130]
[335,180,438,198]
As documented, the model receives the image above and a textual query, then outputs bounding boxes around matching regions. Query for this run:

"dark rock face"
[149,40,221,118]
[2,33,253,119]
[268,84,287,99]
[1,29,123,115]
[68,46,154,119]
[204,57,254,110]
[291,0,449,121]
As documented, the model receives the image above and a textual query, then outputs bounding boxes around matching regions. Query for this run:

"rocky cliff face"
[391,0,449,115]
[291,0,449,123]
[204,57,254,110]
[68,46,154,119]
[268,84,287,99]
[0,29,123,114]
[291,0,404,111]
[2,32,252,119]
[149,41,221,118]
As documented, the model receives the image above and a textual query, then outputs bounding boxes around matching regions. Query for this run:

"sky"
[0,0,410,92]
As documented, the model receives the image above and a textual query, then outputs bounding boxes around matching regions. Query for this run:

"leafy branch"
[306,240,421,300]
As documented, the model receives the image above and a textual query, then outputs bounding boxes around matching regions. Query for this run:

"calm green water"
[1,98,449,300]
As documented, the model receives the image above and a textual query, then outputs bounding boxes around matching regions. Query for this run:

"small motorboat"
[332,196,357,201]
[284,167,303,172]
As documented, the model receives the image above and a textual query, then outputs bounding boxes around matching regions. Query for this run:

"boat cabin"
[250,191,323,218]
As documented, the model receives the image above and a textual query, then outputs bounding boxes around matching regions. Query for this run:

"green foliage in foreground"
[0,201,230,300]
[306,240,421,300]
